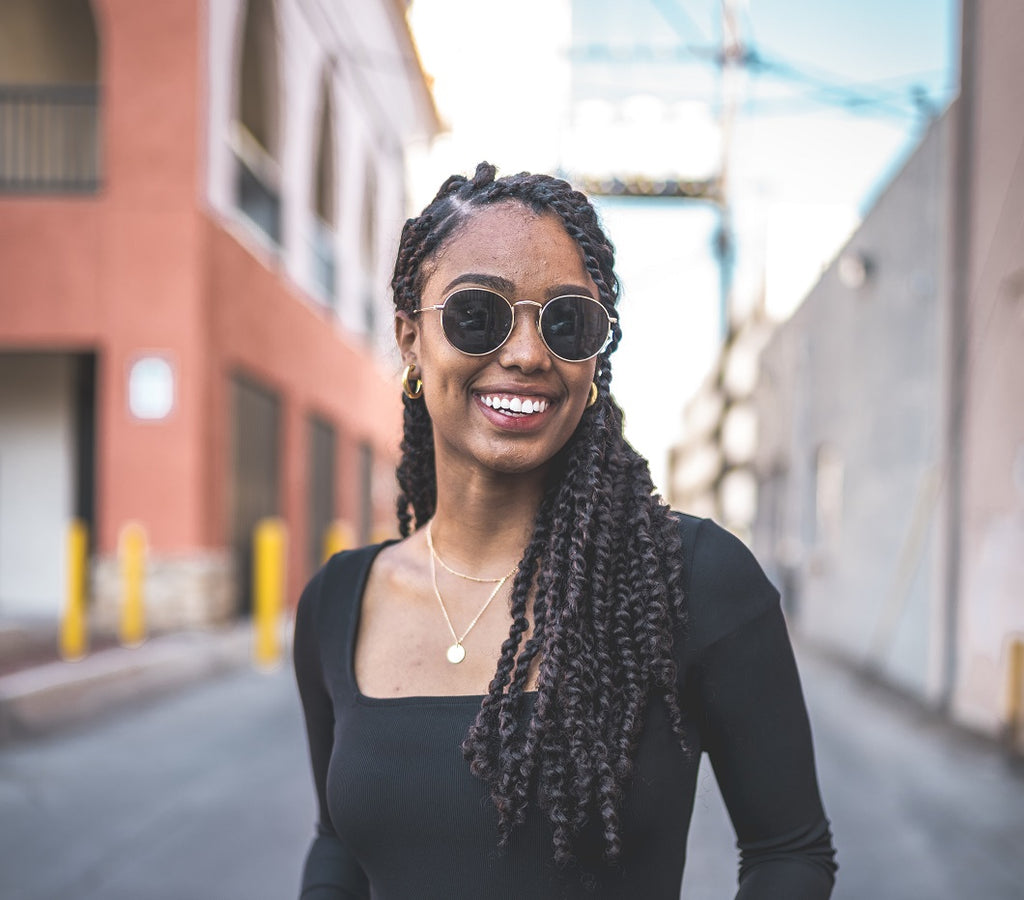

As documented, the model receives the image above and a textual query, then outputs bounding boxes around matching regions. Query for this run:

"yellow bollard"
[119,522,147,647]
[322,519,355,563]
[60,519,89,661]
[253,517,287,669]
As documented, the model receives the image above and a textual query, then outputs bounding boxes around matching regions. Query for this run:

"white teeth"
[479,395,548,415]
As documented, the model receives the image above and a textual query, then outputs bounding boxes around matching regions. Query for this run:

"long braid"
[390,162,686,865]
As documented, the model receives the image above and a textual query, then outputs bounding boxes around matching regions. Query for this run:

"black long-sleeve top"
[294,515,837,898]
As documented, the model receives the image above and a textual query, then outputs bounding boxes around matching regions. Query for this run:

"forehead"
[424,202,596,297]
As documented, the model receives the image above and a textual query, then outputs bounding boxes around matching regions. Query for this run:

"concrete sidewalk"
[0,622,264,745]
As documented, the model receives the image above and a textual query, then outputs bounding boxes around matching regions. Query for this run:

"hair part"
[391,162,686,866]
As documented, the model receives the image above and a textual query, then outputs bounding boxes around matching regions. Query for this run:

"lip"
[474,383,559,402]
[472,386,560,433]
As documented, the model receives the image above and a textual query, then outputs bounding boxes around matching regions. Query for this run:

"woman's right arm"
[685,519,837,898]
[294,569,370,899]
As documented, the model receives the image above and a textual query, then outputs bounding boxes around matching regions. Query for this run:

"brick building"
[0,0,439,628]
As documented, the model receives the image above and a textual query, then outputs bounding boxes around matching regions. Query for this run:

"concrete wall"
[753,0,1024,744]
[951,0,1024,736]
[753,111,951,700]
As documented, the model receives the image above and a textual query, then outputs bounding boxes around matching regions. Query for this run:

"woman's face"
[396,202,600,480]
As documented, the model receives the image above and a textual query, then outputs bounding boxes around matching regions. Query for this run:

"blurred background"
[0,1,1022,898]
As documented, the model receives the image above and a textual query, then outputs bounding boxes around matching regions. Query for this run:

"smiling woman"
[293,162,837,898]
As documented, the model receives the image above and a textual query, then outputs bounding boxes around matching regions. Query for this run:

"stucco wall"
[952,0,1024,735]
[753,111,951,700]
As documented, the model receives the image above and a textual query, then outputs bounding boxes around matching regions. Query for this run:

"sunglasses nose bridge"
[510,299,543,319]
[498,299,551,363]
[508,299,544,336]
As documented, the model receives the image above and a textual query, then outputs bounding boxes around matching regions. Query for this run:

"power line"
[569,37,950,123]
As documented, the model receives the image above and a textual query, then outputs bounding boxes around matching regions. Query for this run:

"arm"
[699,606,837,898]
[689,523,837,898]
[294,569,370,899]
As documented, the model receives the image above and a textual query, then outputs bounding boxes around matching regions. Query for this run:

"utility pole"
[714,0,744,341]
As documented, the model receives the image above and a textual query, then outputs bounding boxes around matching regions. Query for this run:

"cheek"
[571,361,598,395]
[559,364,598,423]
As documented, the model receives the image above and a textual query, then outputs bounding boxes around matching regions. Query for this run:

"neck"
[428,464,546,578]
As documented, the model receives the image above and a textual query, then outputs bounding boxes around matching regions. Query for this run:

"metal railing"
[0,84,100,193]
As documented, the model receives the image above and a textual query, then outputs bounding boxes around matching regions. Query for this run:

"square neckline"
[347,538,537,707]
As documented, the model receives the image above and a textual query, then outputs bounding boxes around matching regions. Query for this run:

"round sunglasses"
[414,288,617,362]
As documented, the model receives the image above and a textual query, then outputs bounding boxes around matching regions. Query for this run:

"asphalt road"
[0,663,313,900]
[1,647,1022,899]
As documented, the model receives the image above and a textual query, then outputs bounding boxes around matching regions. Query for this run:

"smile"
[478,394,550,415]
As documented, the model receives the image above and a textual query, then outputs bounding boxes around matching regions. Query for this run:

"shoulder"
[672,513,780,652]
[296,540,395,638]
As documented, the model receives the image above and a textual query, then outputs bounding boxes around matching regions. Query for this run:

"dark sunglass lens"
[542,296,608,360]
[441,290,512,354]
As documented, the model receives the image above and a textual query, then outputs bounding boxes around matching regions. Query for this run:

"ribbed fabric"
[294,515,837,899]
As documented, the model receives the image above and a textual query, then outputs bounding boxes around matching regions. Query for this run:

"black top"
[294,515,837,899]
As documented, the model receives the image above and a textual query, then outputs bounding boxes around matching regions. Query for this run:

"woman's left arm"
[697,601,838,898]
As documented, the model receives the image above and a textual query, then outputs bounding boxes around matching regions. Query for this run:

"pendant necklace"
[426,520,517,664]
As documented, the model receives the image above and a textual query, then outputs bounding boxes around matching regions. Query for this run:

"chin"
[477,438,565,477]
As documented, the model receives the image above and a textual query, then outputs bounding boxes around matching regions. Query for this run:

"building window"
[311,76,337,304]
[234,0,281,245]
[0,0,100,193]
[361,162,378,338]
[307,415,336,573]
[358,441,373,544]
[229,374,281,615]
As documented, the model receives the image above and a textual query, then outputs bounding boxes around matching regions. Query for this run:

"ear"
[395,311,420,367]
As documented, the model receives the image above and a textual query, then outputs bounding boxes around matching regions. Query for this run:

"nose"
[497,300,550,372]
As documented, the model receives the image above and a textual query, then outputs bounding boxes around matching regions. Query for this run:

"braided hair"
[391,162,686,865]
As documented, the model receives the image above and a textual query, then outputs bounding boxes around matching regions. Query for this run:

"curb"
[0,624,266,745]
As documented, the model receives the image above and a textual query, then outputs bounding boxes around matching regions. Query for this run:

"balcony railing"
[0,84,100,193]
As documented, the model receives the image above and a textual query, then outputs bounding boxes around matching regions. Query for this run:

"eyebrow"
[441,273,596,301]
[442,273,515,295]
[544,283,596,301]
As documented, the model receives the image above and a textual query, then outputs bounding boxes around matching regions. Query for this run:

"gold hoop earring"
[402,364,423,399]
[586,382,598,408]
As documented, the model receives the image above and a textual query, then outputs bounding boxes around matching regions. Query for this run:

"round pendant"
[446,642,466,664]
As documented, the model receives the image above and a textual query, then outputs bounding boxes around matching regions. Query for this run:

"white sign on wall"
[128,356,175,420]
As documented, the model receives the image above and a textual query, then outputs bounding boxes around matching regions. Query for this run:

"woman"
[294,163,837,898]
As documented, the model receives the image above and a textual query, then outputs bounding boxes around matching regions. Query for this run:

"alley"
[1,646,1022,900]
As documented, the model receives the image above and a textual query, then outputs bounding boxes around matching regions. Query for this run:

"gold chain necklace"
[425,521,517,664]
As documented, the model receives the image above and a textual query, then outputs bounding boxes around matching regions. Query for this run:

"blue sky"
[750,0,955,87]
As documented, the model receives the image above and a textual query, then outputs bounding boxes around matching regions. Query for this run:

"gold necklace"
[426,520,515,583]
[426,521,517,664]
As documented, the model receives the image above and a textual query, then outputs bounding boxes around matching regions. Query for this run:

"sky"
[405,0,958,492]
